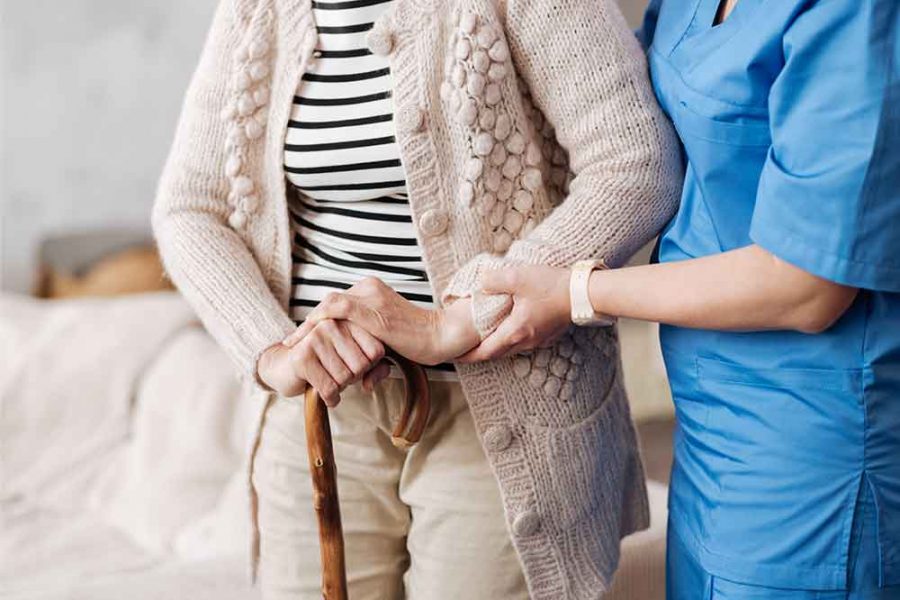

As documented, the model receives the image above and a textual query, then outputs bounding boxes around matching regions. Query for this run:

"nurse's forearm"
[589,245,858,333]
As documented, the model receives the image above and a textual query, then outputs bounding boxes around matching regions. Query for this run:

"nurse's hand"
[257,320,386,406]
[285,277,481,367]
[458,265,572,362]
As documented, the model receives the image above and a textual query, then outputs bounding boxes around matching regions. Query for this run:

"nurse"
[460,0,900,597]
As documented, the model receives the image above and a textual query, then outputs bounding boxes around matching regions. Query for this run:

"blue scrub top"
[642,0,900,590]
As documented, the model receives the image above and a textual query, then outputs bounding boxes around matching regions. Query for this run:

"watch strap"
[569,259,616,327]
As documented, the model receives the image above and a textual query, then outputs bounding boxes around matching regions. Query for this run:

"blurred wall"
[0,0,649,292]
[0,0,219,292]
[617,0,650,28]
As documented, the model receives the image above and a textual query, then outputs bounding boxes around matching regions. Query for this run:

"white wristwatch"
[569,259,616,327]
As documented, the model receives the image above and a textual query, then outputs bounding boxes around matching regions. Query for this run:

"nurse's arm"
[459,245,857,361]
[582,245,858,333]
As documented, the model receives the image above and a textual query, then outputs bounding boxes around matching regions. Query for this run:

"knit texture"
[152,0,683,597]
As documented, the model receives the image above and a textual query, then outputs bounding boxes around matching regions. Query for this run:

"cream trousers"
[250,378,530,600]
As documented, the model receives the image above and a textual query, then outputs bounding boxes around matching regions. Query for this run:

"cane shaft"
[303,353,429,600]
[304,387,348,600]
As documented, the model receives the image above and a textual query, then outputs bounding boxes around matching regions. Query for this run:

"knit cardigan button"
[483,425,513,452]
[419,209,449,237]
[397,106,425,134]
[463,157,484,181]
[512,510,541,537]
[366,27,394,56]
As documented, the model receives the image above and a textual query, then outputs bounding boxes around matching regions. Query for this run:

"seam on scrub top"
[858,300,885,587]
[684,1,769,81]
[649,48,770,114]
[691,170,727,253]
[864,475,887,587]
[843,475,867,585]
[854,0,899,265]
[668,0,705,58]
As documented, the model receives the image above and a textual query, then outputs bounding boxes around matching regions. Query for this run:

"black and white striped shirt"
[284,0,455,378]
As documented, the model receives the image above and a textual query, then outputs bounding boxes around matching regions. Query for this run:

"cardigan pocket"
[523,378,643,535]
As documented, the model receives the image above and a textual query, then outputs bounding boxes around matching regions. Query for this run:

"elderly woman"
[152,0,681,598]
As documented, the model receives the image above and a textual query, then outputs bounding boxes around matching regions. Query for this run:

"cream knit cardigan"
[152,0,682,597]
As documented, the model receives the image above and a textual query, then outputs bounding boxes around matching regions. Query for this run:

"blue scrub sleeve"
[749,0,900,292]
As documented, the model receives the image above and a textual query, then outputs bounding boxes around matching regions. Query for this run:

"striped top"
[284,0,455,379]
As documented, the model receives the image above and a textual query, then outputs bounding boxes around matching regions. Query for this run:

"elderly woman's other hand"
[284,277,480,367]
[257,319,386,406]
[457,265,572,363]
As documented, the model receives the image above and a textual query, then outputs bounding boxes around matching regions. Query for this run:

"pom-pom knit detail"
[443,9,539,255]
[222,6,275,232]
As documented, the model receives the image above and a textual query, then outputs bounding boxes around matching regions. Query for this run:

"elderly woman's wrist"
[433,300,480,362]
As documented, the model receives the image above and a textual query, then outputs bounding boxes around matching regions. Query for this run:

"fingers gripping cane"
[304,349,430,600]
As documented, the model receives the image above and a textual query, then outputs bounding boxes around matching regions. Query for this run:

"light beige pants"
[251,378,530,600]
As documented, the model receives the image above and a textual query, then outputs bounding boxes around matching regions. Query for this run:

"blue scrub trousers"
[667,481,899,599]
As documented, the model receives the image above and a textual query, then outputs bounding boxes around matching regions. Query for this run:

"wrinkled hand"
[458,265,571,362]
[257,319,386,406]
[283,277,479,367]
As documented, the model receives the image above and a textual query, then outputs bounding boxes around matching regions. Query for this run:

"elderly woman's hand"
[457,265,572,363]
[283,277,480,367]
[257,319,386,406]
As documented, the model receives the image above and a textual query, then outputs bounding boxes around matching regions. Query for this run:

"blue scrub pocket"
[688,357,866,586]
[673,101,771,147]
[669,104,771,251]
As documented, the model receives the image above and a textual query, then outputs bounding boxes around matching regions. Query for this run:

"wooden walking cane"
[304,349,431,600]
